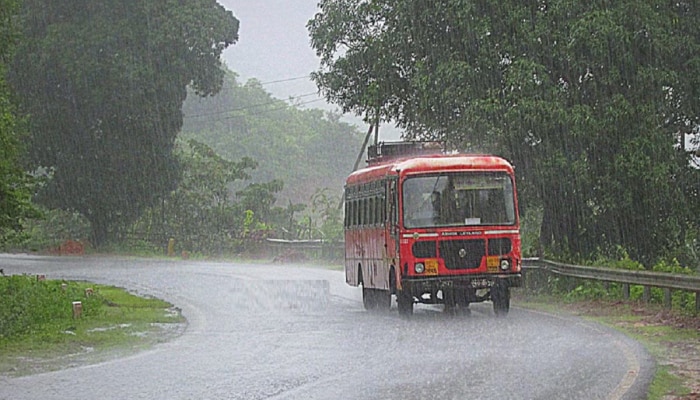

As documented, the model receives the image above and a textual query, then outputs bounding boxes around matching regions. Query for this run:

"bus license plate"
[470,278,493,288]
[425,259,439,275]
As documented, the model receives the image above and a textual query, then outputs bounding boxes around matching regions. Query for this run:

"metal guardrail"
[261,242,699,312]
[523,257,700,313]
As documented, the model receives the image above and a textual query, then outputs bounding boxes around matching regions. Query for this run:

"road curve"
[0,255,653,400]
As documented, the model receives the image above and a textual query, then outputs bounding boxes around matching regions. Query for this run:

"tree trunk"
[89,215,108,248]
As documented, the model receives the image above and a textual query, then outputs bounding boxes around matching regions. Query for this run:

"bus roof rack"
[367,141,445,165]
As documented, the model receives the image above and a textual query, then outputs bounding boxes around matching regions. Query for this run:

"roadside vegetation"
[517,267,700,400]
[0,275,184,377]
[517,293,700,400]
[0,1,698,397]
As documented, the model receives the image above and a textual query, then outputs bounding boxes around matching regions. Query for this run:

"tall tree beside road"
[0,0,38,239]
[9,0,239,246]
[308,0,700,265]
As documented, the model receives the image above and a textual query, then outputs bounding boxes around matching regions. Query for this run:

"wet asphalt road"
[0,254,653,400]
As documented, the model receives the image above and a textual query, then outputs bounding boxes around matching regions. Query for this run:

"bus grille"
[440,239,485,270]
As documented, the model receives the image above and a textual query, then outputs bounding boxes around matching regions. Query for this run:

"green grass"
[0,276,184,376]
[595,316,696,399]
[647,365,691,399]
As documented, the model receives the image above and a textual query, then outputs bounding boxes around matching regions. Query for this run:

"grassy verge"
[0,275,185,377]
[515,293,700,400]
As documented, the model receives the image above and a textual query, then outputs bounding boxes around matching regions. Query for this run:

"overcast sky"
[216,0,402,140]
[218,1,319,100]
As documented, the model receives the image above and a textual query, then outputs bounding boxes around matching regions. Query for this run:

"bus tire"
[455,288,472,315]
[389,268,397,295]
[492,284,510,316]
[397,290,413,317]
[362,287,377,310]
[376,290,391,311]
[443,289,458,316]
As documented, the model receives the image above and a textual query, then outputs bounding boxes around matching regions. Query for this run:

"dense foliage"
[182,70,364,205]
[129,137,343,256]
[0,0,38,241]
[308,0,700,266]
[8,0,239,246]
[131,139,258,255]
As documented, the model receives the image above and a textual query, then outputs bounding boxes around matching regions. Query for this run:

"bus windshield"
[402,172,516,229]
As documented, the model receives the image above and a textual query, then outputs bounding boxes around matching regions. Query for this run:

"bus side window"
[362,198,368,226]
[358,198,364,226]
[366,197,371,226]
[343,198,350,228]
[358,198,363,226]
[353,199,359,227]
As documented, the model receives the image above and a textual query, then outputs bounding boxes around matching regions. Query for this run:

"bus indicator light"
[424,259,439,275]
[486,256,500,272]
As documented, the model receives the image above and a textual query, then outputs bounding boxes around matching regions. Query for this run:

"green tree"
[308,0,700,265]
[9,0,239,246]
[134,139,256,254]
[310,187,343,241]
[235,180,296,240]
[0,0,38,241]
[182,70,364,205]
[235,180,285,226]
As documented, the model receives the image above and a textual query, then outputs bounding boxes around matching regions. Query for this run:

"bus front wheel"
[491,284,510,316]
[397,290,413,317]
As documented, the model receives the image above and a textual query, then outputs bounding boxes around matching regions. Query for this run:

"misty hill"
[181,70,364,205]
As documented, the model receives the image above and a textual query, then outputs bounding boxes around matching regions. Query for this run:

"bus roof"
[345,154,514,185]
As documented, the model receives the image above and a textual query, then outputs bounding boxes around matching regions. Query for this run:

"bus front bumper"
[402,273,522,291]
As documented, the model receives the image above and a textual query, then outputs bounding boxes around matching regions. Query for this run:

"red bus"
[344,142,522,316]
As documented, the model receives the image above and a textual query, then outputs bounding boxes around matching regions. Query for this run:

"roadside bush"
[1,208,91,253]
[0,276,102,340]
[533,249,698,314]
[520,206,542,257]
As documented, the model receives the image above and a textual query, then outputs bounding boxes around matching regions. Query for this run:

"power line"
[259,75,312,85]
[212,74,314,95]
[185,92,322,119]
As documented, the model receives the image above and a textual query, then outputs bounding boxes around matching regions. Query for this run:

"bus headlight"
[499,259,510,271]
[414,262,425,274]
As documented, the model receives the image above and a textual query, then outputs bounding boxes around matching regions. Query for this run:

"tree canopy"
[9,0,239,246]
[0,0,38,239]
[308,0,700,264]
[132,138,258,254]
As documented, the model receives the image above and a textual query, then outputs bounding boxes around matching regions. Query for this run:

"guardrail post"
[642,286,651,303]
[622,283,630,300]
[167,238,175,257]
[663,288,672,310]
